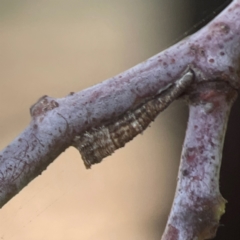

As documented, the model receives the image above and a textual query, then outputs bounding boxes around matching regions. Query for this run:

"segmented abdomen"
[73,71,193,168]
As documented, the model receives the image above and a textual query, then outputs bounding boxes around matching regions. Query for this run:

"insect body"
[73,70,193,168]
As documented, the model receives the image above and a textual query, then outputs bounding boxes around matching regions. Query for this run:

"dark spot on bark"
[171,58,175,63]
[210,141,215,147]
[207,35,212,40]
[199,145,204,154]
[220,24,230,34]
[18,138,22,142]
[166,72,172,78]
[209,58,215,63]
[33,124,38,129]
[185,147,196,163]
[228,66,234,73]
[213,22,230,35]
[218,44,224,49]
[190,45,206,57]
[220,51,225,56]
[69,92,75,96]
[166,224,179,239]
[163,62,167,66]
[182,169,189,176]
[119,75,122,78]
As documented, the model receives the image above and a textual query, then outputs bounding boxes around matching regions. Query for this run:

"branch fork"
[1,1,240,239]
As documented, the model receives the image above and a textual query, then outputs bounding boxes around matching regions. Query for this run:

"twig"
[0,1,240,239]
[161,82,237,240]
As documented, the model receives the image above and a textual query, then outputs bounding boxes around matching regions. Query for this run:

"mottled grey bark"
[162,82,237,240]
[0,1,240,239]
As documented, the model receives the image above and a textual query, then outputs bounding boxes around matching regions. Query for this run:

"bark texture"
[162,82,237,240]
[0,1,240,239]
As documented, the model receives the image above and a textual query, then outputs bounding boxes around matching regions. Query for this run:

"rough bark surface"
[0,1,240,239]
[162,82,237,240]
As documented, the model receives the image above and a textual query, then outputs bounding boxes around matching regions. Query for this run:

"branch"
[0,1,240,239]
[73,70,193,168]
[161,82,237,239]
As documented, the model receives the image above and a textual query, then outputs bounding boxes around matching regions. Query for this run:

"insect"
[73,70,193,168]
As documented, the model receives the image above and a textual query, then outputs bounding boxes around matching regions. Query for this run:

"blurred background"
[0,0,238,239]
